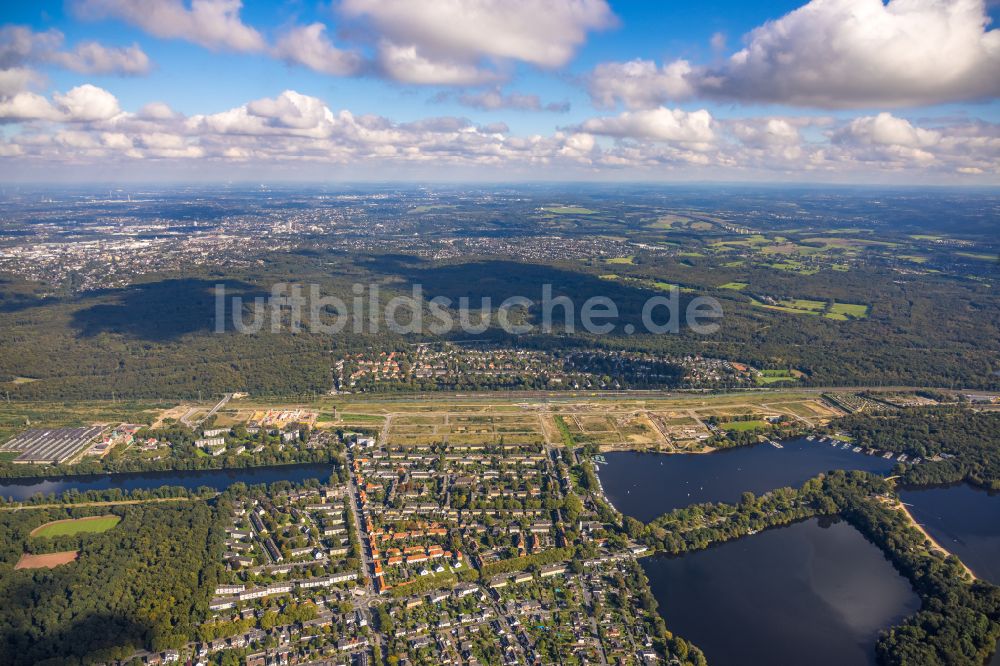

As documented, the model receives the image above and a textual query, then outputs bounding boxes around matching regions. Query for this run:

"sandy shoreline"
[896,501,976,580]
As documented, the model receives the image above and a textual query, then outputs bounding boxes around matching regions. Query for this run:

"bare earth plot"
[362,393,842,451]
[15,550,78,570]
[386,408,546,447]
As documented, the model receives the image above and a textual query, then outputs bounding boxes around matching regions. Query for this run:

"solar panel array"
[0,426,104,463]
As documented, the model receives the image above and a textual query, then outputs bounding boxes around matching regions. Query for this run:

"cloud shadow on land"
[361,254,704,335]
[70,277,266,342]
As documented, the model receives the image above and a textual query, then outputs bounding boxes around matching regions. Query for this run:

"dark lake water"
[598,438,896,521]
[641,518,921,666]
[900,484,1000,586]
[0,463,333,502]
[600,440,1000,666]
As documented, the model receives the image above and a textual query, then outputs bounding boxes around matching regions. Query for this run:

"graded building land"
[324,391,844,453]
[0,390,858,462]
[137,389,844,455]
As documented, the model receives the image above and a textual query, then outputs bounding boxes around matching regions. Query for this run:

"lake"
[641,518,921,666]
[600,440,1000,666]
[900,483,1000,586]
[598,437,896,521]
[0,462,334,502]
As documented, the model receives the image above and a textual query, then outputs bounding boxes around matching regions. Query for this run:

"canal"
[0,462,334,502]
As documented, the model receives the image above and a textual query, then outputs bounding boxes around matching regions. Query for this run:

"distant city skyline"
[1,0,998,183]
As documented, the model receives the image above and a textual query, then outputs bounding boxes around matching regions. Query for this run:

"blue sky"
[1,0,998,183]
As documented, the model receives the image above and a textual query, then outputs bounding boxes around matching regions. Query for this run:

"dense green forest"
[0,501,225,665]
[1,245,997,401]
[834,408,1000,489]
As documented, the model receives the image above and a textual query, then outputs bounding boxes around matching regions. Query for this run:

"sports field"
[30,515,121,538]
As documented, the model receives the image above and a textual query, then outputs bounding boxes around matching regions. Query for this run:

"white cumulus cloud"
[0,67,39,97]
[341,0,613,67]
[50,41,151,75]
[272,23,363,76]
[376,42,502,86]
[0,89,996,181]
[341,0,614,84]
[0,25,151,76]
[53,84,122,121]
[72,0,265,53]
[708,0,1000,107]
[579,108,715,144]
[0,83,121,122]
[588,0,1000,109]
[588,59,695,109]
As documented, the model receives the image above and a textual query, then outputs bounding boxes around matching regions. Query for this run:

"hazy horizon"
[1,0,998,185]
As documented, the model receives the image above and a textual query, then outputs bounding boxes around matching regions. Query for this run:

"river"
[0,463,334,502]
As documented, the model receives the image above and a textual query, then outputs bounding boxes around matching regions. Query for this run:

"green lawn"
[787,299,826,310]
[599,273,693,293]
[766,261,819,275]
[756,370,799,385]
[718,282,748,290]
[758,374,798,384]
[647,214,692,229]
[605,256,635,265]
[720,420,769,432]
[825,303,869,320]
[750,297,869,321]
[749,297,824,316]
[31,515,121,538]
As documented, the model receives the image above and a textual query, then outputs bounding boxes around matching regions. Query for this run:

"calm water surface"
[900,484,1000,586]
[601,440,1000,665]
[599,438,895,521]
[0,463,333,501]
[642,518,920,666]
